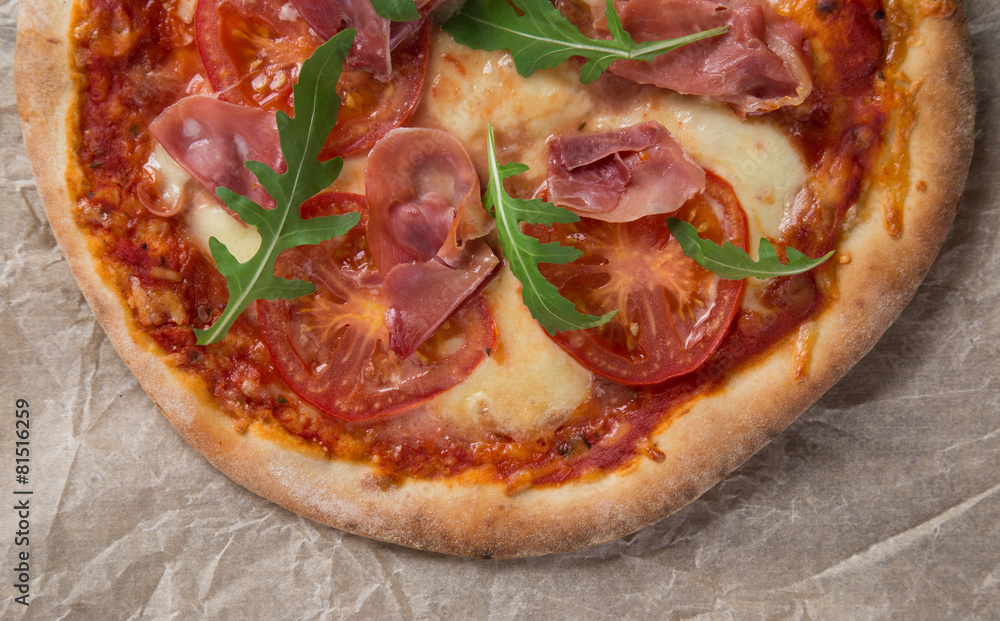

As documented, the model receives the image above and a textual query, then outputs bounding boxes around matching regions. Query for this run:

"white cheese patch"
[328,153,367,194]
[417,34,595,183]
[187,201,262,263]
[426,269,592,439]
[147,144,263,263]
[145,143,191,212]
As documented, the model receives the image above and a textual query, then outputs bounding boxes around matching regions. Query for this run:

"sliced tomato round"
[326,24,428,158]
[194,0,428,158]
[531,172,748,385]
[257,192,496,421]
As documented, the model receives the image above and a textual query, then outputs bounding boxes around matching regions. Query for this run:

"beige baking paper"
[1,0,998,617]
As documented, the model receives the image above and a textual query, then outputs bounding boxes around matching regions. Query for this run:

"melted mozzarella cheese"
[187,202,262,263]
[147,145,262,263]
[415,35,595,185]
[425,269,593,439]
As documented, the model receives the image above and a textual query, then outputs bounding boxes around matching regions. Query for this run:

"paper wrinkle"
[364,540,416,620]
[70,321,114,436]
[941,424,1000,454]
[45,441,82,535]
[796,481,1000,584]
[195,534,234,600]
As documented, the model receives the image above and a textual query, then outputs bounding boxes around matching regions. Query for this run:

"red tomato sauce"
[70,0,905,487]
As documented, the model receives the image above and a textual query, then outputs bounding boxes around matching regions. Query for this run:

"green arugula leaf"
[484,125,615,334]
[195,31,362,345]
[667,218,834,280]
[443,0,726,84]
[370,0,420,21]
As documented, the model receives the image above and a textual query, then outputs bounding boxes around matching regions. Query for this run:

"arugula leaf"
[370,0,420,21]
[443,0,726,84]
[484,125,615,334]
[195,31,362,346]
[667,218,834,280]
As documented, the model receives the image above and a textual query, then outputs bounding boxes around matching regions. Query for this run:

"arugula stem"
[630,27,729,59]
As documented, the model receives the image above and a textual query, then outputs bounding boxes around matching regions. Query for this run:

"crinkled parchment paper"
[1,0,998,617]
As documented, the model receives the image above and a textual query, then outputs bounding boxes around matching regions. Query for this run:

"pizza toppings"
[257,192,497,420]
[365,128,492,272]
[291,0,442,76]
[146,2,827,370]
[530,172,748,384]
[58,0,934,511]
[291,0,394,78]
[148,96,283,211]
[443,0,728,84]
[608,0,813,115]
[484,125,616,335]
[195,0,429,158]
[195,0,321,112]
[546,121,706,222]
[193,33,362,345]
[668,218,834,280]
[365,127,499,357]
[444,0,810,115]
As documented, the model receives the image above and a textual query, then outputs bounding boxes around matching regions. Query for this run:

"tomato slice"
[257,192,497,421]
[531,172,748,385]
[194,0,428,158]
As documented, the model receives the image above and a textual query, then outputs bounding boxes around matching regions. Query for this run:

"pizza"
[15,0,973,557]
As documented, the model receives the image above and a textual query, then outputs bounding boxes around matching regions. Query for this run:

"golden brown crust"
[16,0,974,558]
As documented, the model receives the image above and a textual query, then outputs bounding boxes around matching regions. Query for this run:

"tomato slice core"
[256,193,497,421]
[195,0,428,157]
[531,172,748,385]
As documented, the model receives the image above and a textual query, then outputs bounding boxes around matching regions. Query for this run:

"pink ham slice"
[608,0,813,116]
[291,0,393,78]
[546,121,706,222]
[149,95,283,210]
[365,127,499,358]
[290,0,443,79]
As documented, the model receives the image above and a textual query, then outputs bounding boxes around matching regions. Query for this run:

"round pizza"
[15,0,974,557]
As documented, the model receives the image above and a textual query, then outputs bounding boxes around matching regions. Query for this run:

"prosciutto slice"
[149,95,283,210]
[290,0,443,79]
[608,0,813,116]
[291,0,393,78]
[365,127,499,358]
[546,121,706,222]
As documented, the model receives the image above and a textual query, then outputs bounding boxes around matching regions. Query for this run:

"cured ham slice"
[546,121,706,222]
[365,127,499,358]
[608,0,813,115]
[291,0,393,78]
[382,242,498,359]
[149,95,283,210]
[290,0,444,79]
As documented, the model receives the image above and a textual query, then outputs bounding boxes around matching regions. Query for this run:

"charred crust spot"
[680,483,700,504]
[816,0,839,17]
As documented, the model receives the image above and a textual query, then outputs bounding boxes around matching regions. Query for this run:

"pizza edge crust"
[16,0,975,558]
